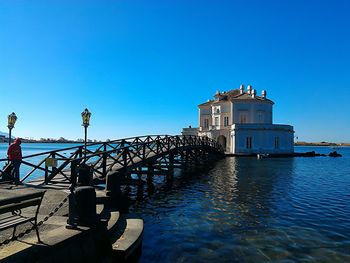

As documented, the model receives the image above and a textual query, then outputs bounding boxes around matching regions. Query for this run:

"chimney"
[239,84,244,94]
[262,90,267,98]
[247,85,252,94]
[215,90,220,101]
[252,89,256,98]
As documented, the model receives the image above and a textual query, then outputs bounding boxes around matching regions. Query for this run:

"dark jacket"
[7,138,22,161]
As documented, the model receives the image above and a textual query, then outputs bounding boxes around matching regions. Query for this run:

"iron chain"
[0,195,69,247]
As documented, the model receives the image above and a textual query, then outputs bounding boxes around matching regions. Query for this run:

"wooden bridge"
[0,135,224,261]
[0,135,224,190]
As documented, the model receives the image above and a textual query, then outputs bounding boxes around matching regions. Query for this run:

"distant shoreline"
[295,142,350,147]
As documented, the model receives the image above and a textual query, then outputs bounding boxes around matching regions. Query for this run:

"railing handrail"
[43,135,219,162]
[0,135,223,184]
[0,135,173,162]
[0,135,220,162]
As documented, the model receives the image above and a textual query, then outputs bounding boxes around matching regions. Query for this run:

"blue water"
[1,143,350,261]
[130,146,350,262]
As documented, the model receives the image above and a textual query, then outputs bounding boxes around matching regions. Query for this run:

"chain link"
[0,195,69,247]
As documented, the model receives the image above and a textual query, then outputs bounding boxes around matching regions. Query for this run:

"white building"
[182,85,294,155]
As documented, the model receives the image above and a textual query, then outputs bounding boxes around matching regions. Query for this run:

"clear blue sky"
[0,0,349,142]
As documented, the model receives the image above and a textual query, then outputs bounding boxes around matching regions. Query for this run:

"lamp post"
[7,112,17,146]
[81,108,91,159]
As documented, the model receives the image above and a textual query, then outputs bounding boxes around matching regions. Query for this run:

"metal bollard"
[67,186,97,228]
[77,163,93,186]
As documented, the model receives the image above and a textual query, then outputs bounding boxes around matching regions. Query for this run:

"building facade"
[182,85,294,154]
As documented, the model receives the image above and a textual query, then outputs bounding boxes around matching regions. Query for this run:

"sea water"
[130,146,350,262]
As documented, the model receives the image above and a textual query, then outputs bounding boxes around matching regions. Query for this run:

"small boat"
[329,151,342,157]
[257,153,269,159]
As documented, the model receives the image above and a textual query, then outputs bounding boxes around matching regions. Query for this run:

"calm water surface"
[1,144,350,261]
[130,146,350,262]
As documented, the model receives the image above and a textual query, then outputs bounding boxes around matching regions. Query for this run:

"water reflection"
[130,152,350,262]
[206,157,295,231]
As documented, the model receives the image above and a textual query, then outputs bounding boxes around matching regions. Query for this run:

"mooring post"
[67,186,97,228]
[106,173,123,209]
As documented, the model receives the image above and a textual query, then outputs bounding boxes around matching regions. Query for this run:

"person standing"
[7,138,22,185]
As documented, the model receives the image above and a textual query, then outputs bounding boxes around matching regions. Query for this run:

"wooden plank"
[0,217,33,231]
[0,198,42,214]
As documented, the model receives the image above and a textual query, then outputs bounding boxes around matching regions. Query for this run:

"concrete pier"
[0,183,143,262]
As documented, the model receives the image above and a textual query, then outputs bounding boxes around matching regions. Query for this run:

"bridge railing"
[0,135,223,185]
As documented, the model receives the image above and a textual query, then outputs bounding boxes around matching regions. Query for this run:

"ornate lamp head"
[81,108,91,127]
[7,112,17,129]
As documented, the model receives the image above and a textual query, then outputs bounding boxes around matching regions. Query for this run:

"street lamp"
[7,112,17,145]
[81,108,91,158]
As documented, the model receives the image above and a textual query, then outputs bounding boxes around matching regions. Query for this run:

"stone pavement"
[0,183,70,251]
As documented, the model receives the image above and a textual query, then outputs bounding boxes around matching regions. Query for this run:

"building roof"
[231,93,274,104]
[224,89,241,97]
[198,100,213,107]
[199,88,274,107]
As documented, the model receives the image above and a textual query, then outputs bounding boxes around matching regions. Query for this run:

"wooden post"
[44,165,48,184]
[166,153,174,184]
[51,153,57,178]
[194,149,200,165]
[136,167,142,180]
[102,143,107,178]
[185,149,189,164]
[156,140,159,154]
[147,162,154,185]
[70,160,78,189]
[166,135,170,151]
[78,147,83,159]
[142,143,146,161]
[135,166,143,200]
[168,153,174,176]
[146,162,155,194]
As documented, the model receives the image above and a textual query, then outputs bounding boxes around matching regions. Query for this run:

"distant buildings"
[0,134,101,144]
[182,85,294,155]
